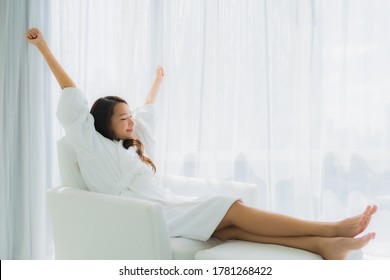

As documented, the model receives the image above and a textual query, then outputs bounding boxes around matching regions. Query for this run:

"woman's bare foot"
[333,205,377,238]
[319,232,376,260]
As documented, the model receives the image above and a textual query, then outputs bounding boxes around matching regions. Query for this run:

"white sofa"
[47,137,322,260]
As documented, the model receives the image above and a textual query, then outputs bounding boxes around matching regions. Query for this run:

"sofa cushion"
[195,240,323,260]
[170,237,223,260]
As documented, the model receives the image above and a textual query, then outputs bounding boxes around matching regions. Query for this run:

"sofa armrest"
[47,186,172,259]
[161,175,261,207]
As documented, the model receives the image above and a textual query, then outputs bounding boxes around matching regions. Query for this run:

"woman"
[26,28,377,260]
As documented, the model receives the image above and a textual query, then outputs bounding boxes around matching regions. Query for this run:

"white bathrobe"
[56,87,238,241]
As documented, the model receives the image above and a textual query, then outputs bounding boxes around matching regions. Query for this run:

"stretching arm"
[26,28,76,89]
[144,66,164,104]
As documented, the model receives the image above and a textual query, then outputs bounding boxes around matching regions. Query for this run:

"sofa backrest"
[57,137,89,190]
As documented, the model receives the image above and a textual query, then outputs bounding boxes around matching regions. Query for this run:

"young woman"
[26,28,377,260]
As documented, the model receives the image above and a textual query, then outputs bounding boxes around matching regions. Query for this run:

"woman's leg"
[216,201,377,238]
[212,226,376,260]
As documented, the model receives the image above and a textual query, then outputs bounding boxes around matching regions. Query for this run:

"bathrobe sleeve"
[56,87,100,155]
[133,104,157,160]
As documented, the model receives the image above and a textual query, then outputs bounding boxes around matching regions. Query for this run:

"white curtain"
[50,0,390,258]
[0,0,53,259]
[52,0,390,258]
[2,0,389,259]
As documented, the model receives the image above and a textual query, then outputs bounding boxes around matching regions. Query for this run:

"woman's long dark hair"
[90,96,156,173]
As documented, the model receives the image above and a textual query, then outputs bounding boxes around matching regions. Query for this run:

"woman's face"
[110,102,135,140]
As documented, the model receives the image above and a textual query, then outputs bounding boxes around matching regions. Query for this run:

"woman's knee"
[227,200,246,220]
[217,200,244,230]
[212,227,239,241]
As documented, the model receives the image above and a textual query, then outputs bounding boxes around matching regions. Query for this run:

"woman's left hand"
[155,66,164,80]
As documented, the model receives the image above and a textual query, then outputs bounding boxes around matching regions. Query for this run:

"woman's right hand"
[25,27,76,89]
[25,28,45,46]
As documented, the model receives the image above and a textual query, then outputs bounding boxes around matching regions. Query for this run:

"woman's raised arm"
[144,66,164,104]
[26,28,76,90]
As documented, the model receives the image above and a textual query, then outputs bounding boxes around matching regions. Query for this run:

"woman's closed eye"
[120,114,132,120]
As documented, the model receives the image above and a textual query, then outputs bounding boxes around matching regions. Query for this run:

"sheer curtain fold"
[0,0,52,259]
[0,0,9,259]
